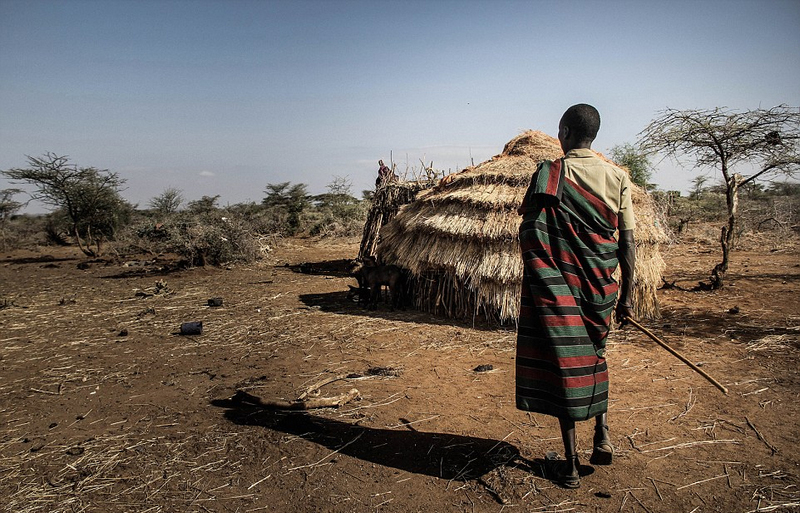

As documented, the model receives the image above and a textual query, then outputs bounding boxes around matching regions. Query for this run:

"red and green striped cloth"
[516,158,620,421]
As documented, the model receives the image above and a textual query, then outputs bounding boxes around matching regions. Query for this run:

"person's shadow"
[211,392,546,483]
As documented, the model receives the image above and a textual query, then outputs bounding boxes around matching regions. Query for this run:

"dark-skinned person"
[516,104,636,489]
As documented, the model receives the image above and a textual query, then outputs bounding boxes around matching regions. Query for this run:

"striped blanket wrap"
[516,158,620,421]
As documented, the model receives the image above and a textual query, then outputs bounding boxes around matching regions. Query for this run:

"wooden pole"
[625,317,728,395]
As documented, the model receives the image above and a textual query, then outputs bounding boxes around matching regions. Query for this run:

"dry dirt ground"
[1,227,799,513]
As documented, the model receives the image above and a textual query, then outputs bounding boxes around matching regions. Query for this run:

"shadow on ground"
[4,255,78,265]
[210,394,571,484]
[298,290,512,332]
[284,259,356,278]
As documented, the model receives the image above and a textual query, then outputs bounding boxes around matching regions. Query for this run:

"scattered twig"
[647,477,663,500]
[630,491,654,513]
[640,439,740,453]
[30,383,63,395]
[646,451,675,465]
[247,474,272,490]
[619,491,630,512]
[670,387,695,422]
[744,502,800,512]
[746,416,778,455]
[386,415,440,430]
[287,432,364,471]
[676,473,728,490]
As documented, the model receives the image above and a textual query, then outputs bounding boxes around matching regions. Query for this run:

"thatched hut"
[376,130,668,323]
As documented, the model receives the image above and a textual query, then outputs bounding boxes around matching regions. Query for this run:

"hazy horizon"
[2,0,799,213]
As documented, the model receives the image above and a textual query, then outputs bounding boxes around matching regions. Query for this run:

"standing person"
[375,160,396,187]
[516,104,636,489]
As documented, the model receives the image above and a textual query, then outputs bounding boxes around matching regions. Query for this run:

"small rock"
[474,364,494,373]
[728,306,740,314]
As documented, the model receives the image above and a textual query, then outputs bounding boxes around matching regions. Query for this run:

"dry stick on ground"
[640,439,740,453]
[233,389,361,410]
[744,502,800,513]
[630,491,654,513]
[287,432,364,472]
[676,473,729,490]
[745,416,779,455]
[297,373,356,400]
[647,477,664,500]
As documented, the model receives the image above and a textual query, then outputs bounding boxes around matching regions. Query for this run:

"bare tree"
[639,105,800,289]
[1,153,129,256]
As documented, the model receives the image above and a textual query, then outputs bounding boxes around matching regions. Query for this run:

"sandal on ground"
[590,424,614,465]
[545,451,580,489]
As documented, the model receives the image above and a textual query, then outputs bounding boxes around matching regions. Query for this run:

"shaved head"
[560,104,601,143]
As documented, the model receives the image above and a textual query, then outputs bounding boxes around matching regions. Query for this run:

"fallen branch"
[232,389,360,410]
[297,373,354,400]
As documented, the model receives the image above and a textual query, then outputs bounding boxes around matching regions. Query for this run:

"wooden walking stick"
[624,316,728,395]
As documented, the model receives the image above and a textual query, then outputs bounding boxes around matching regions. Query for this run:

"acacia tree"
[0,189,23,248]
[609,143,655,191]
[262,182,310,235]
[149,187,183,215]
[1,153,129,256]
[639,106,800,289]
[0,188,23,224]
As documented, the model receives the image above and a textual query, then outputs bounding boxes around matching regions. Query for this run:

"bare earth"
[1,228,799,513]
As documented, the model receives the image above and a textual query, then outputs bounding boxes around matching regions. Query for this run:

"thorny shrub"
[114,210,261,266]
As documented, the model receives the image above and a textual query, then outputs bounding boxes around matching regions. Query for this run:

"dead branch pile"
[358,181,432,261]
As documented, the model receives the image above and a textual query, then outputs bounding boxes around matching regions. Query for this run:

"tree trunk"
[74,226,97,257]
[710,173,740,289]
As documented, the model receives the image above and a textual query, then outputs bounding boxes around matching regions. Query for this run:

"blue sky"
[1,0,799,212]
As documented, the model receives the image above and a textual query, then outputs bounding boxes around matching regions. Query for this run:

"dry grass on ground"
[1,227,799,512]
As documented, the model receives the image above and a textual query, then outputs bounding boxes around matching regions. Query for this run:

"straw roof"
[377,130,668,322]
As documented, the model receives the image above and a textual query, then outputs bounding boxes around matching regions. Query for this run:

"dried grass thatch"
[377,130,668,323]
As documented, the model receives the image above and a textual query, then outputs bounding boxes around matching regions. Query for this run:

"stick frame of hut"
[358,181,433,261]
[373,130,668,324]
